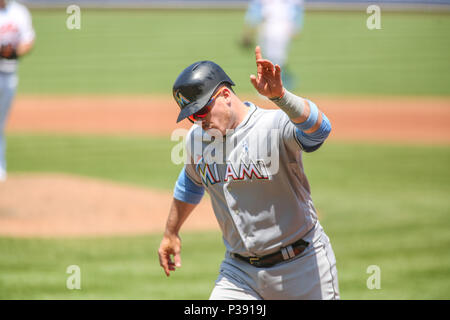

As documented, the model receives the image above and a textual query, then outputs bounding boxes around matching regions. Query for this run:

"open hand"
[250,46,284,99]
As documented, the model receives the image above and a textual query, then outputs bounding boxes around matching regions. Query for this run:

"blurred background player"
[0,0,35,181]
[241,0,304,91]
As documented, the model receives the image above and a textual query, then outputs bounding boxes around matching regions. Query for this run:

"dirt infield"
[7,95,450,143]
[1,95,449,237]
[0,174,218,237]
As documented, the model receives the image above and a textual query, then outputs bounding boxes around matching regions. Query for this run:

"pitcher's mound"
[0,174,218,237]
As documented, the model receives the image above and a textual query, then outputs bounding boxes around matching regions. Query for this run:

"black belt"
[233,238,310,268]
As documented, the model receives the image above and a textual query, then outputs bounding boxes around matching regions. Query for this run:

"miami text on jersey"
[196,160,269,186]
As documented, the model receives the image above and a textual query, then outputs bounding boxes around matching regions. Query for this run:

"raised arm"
[250,46,331,151]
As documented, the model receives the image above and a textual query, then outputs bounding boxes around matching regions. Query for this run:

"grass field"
[1,134,449,299]
[18,10,450,96]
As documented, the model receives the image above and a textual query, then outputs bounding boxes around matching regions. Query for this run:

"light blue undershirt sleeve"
[295,111,332,148]
[294,99,319,131]
[272,91,331,152]
[173,167,205,205]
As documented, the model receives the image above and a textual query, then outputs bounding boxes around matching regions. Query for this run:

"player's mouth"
[202,123,212,130]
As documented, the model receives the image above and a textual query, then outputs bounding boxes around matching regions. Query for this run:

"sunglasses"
[188,87,225,123]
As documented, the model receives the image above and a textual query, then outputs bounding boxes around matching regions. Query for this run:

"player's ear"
[222,87,232,103]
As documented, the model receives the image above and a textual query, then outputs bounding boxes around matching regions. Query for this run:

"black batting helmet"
[172,61,235,123]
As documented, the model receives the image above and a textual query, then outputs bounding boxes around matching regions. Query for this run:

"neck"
[230,100,250,130]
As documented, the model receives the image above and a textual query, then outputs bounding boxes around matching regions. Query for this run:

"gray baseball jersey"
[184,101,319,257]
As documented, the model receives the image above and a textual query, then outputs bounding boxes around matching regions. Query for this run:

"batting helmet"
[173,61,235,123]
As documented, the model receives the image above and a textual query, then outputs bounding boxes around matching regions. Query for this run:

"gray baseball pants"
[0,71,18,173]
[209,229,340,300]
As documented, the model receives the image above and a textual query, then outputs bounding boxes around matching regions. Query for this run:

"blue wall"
[19,0,450,10]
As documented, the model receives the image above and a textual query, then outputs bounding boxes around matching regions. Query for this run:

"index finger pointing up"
[255,46,263,62]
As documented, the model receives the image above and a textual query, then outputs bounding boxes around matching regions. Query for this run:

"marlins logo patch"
[174,90,191,108]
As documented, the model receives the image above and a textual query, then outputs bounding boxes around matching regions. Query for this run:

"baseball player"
[0,0,35,181]
[241,0,304,90]
[158,46,339,300]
